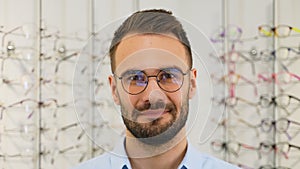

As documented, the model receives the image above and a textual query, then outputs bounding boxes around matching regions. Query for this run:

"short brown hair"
[109,9,192,73]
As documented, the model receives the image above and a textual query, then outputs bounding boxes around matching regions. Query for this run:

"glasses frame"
[239,117,300,140]
[259,141,300,159]
[210,25,243,43]
[258,94,300,115]
[211,139,257,158]
[114,68,190,95]
[258,24,300,38]
[258,71,300,84]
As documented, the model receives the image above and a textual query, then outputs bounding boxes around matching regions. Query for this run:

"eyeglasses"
[212,140,300,159]
[53,122,86,141]
[218,71,258,97]
[259,141,300,159]
[228,46,300,74]
[0,152,34,161]
[258,94,300,115]
[1,123,37,142]
[41,143,85,165]
[1,24,36,48]
[258,94,300,116]
[217,44,256,75]
[0,40,36,76]
[54,51,79,73]
[0,98,62,120]
[259,165,291,169]
[237,164,291,169]
[114,67,190,95]
[212,96,260,115]
[255,48,294,73]
[211,25,259,44]
[265,47,300,61]
[258,71,300,93]
[210,25,243,43]
[258,25,300,38]
[239,117,300,140]
[258,71,300,85]
[0,40,36,61]
[237,163,291,169]
[211,139,257,157]
[241,47,290,72]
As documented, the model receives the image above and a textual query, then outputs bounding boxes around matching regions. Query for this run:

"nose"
[144,77,161,95]
[141,77,165,103]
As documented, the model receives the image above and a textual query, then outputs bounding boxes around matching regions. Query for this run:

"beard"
[121,99,188,146]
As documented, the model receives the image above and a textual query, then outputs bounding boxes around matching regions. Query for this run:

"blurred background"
[0,0,300,169]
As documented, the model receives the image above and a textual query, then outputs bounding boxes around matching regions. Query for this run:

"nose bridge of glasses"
[144,74,162,91]
[147,75,159,81]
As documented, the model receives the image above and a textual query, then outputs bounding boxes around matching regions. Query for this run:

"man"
[73,9,240,169]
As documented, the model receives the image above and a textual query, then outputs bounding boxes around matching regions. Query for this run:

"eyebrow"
[119,65,186,76]
[120,69,142,76]
[124,65,184,71]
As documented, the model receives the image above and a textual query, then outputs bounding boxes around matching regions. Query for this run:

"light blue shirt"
[71,140,240,169]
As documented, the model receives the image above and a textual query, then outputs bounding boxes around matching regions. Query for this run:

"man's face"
[109,34,197,145]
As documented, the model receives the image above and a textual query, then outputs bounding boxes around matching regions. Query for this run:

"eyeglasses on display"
[258,25,300,38]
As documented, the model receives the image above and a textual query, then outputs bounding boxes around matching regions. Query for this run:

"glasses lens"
[228,51,240,62]
[121,70,147,94]
[276,95,290,107]
[157,68,184,92]
[227,142,240,155]
[210,27,225,42]
[227,25,242,42]
[260,50,273,62]
[260,142,273,154]
[276,143,290,154]
[277,47,290,60]
[261,118,272,132]
[211,140,223,152]
[260,95,271,108]
[277,73,292,84]
[259,165,272,169]
[276,25,291,37]
[276,118,289,133]
[225,97,237,107]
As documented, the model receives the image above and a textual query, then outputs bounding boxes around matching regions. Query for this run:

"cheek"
[172,85,190,110]
[167,92,183,108]
[119,92,139,109]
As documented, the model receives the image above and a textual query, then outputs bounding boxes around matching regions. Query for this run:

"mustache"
[135,100,168,111]
[131,101,177,120]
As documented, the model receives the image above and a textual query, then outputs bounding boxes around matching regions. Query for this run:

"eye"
[160,72,174,80]
[122,71,147,87]
[159,68,182,81]
[128,74,145,81]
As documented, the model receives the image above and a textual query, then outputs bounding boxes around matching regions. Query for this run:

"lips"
[138,109,170,119]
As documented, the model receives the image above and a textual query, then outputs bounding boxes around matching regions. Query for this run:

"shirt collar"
[111,139,132,169]
[177,142,202,169]
[110,138,199,169]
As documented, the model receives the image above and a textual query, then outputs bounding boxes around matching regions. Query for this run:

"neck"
[125,128,188,169]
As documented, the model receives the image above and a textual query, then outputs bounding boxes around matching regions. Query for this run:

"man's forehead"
[115,48,189,75]
[119,66,185,76]
[114,34,189,74]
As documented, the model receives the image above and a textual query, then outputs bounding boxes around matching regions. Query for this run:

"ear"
[188,68,197,99]
[108,75,120,105]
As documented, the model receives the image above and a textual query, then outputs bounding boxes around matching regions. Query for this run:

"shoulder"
[198,153,240,169]
[70,153,111,169]
[187,145,240,169]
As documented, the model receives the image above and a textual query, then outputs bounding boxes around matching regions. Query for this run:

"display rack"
[0,0,299,169]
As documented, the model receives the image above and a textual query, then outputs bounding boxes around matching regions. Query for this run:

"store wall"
[0,0,300,169]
